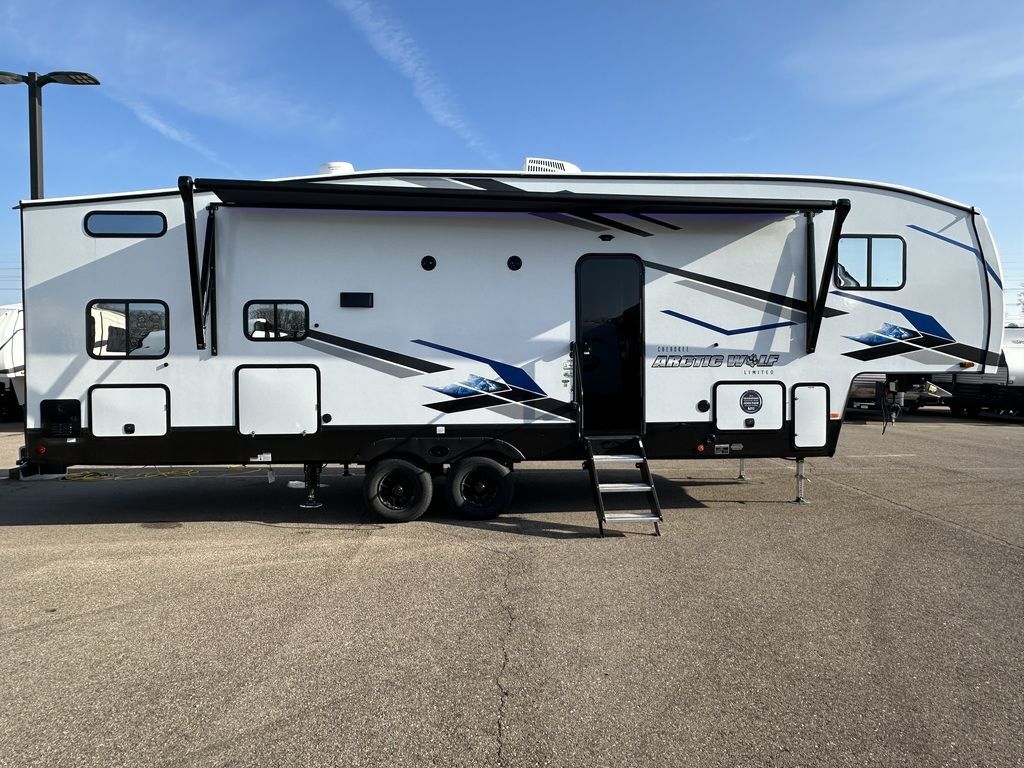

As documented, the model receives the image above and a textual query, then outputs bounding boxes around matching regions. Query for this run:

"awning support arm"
[804,211,816,354]
[178,175,205,350]
[199,205,218,355]
[806,198,850,354]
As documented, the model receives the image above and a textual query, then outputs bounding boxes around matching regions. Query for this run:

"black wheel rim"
[378,468,419,510]
[460,467,499,507]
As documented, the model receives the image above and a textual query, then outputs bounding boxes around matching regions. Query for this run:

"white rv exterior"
[0,303,25,419]
[15,166,1004,521]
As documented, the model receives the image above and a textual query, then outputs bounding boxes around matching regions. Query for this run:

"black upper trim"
[16,171,975,214]
[192,178,841,215]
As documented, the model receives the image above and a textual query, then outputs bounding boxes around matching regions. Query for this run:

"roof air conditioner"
[522,157,581,174]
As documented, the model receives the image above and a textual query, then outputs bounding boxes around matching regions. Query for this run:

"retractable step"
[598,482,653,493]
[591,454,644,463]
[603,512,662,523]
[583,436,663,537]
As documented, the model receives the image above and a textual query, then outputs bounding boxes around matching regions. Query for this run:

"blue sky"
[1,0,1022,320]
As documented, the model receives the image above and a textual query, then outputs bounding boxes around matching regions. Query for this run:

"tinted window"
[245,301,308,341]
[835,236,905,289]
[85,211,167,238]
[88,301,168,358]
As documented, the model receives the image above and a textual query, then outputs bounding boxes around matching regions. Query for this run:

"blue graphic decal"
[845,322,920,346]
[429,374,509,398]
[831,291,953,340]
[661,310,797,336]
[908,224,1002,288]
[412,339,544,394]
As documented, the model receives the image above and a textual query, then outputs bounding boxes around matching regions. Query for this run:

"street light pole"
[0,69,100,199]
[26,72,45,200]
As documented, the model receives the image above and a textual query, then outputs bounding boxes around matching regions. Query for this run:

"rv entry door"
[575,254,644,435]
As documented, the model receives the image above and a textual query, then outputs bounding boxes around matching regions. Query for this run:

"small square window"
[835,236,906,290]
[245,301,308,341]
[87,300,168,358]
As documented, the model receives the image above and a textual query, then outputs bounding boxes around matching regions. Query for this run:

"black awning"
[191,177,839,215]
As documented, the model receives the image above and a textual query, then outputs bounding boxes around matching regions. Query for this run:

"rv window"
[244,301,308,341]
[84,211,167,238]
[835,236,905,290]
[87,300,169,358]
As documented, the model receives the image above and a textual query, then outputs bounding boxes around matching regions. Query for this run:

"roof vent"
[318,161,356,175]
[522,157,581,174]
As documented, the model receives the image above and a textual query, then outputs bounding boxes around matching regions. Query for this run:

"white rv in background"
[0,303,25,420]
[13,161,1005,533]
[933,328,1024,416]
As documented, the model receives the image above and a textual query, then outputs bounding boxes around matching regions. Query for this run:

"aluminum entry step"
[591,454,644,463]
[597,482,653,493]
[603,512,662,523]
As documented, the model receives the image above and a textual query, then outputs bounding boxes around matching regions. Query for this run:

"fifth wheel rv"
[14,162,1004,534]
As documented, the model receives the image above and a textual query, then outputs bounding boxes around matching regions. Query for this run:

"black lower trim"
[24,420,842,469]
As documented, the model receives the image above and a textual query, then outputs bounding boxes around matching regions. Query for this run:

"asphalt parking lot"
[1,410,1022,768]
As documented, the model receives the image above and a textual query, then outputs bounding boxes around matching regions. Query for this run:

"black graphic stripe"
[912,333,958,349]
[451,176,524,192]
[573,213,653,237]
[520,397,576,418]
[843,342,923,361]
[929,342,1001,368]
[530,213,609,233]
[629,213,681,230]
[644,260,846,318]
[500,386,550,403]
[305,329,451,374]
[424,394,507,413]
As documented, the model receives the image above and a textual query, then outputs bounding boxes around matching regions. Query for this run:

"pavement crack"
[494,550,516,768]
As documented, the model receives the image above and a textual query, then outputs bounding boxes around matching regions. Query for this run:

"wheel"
[363,458,433,522]
[445,456,515,520]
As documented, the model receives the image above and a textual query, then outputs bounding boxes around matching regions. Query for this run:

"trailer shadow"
[0,466,715,537]
[425,468,712,540]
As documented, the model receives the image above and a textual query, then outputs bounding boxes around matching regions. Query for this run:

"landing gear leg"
[737,459,748,482]
[300,462,324,509]
[791,458,808,504]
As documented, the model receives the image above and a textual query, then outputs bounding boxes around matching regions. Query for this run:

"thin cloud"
[332,0,499,164]
[0,0,339,160]
[783,3,1024,107]
[785,34,1024,106]
[113,97,233,171]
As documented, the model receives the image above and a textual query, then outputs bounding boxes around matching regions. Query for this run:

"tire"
[445,456,515,520]
[363,458,433,522]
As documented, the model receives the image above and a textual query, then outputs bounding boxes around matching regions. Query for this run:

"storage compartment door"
[713,382,784,431]
[90,386,169,437]
[793,384,829,449]
[237,366,319,436]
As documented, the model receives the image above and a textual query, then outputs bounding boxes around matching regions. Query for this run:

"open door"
[575,254,644,435]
